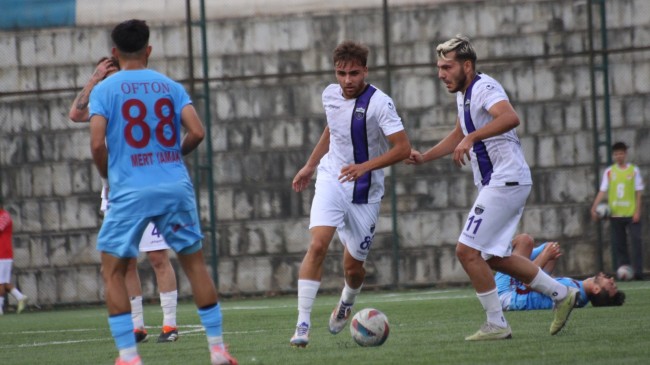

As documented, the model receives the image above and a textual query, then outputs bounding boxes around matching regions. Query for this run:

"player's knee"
[126,257,138,271]
[344,265,365,281]
[147,251,169,269]
[306,240,329,260]
[455,243,479,263]
[513,233,534,251]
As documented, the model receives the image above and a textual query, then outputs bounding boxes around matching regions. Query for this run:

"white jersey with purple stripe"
[457,73,532,188]
[317,84,405,204]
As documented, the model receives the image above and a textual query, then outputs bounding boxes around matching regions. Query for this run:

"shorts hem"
[458,239,509,258]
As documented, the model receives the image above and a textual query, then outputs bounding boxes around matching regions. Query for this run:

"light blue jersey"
[89,69,196,218]
[496,242,589,310]
[89,69,203,257]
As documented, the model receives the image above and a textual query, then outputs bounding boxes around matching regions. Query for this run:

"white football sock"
[160,290,178,327]
[118,347,139,362]
[10,288,25,301]
[0,297,4,314]
[528,268,568,301]
[341,281,362,305]
[207,335,224,348]
[297,279,320,327]
[477,288,508,328]
[130,296,145,329]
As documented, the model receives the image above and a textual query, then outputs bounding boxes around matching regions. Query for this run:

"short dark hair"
[111,19,149,54]
[589,290,626,307]
[612,141,628,152]
[333,41,369,67]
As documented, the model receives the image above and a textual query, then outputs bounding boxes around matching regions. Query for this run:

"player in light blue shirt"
[496,234,625,311]
[89,19,237,365]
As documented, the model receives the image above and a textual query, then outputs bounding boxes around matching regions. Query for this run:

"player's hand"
[92,58,118,83]
[339,164,368,183]
[453,135,474,167]
[590,209,600,222]
[292,166,315,192]
[541,242,562,261]
[404,149,423,165]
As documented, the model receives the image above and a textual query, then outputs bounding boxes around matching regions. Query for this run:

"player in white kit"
[289,40,411,347]
[70,58,179,344]
[406,35,578,340]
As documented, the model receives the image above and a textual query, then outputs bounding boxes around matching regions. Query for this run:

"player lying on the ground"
[496,234,626,311]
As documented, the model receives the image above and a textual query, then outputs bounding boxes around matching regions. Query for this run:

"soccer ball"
[595,203,610,219]
[350,308,390,347]
[617,265,634,281]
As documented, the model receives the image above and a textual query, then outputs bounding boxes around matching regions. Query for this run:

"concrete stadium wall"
[1,0,649,305]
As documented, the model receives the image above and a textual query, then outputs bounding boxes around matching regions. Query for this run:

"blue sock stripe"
[108,312,135,350]
[198,303,222,338]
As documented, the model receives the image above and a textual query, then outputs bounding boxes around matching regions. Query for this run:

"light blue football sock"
[108,312,136,351]
[198,303,224,347]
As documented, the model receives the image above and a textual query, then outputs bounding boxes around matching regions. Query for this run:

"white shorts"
[0,259,13,284]
[458,184,531,257]
[309,177,380,261]
[100,182,109,212]
[139,221,171,252]
[100,183,170,253]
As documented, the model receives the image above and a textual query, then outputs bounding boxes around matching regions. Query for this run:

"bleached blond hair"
[436,34,477,64]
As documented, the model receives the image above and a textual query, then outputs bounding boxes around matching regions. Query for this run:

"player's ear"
[463,59,473,73]
[146,45,152,58]
[592,285,601,295]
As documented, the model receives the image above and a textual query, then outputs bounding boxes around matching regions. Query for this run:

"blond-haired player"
[406,35,578,340]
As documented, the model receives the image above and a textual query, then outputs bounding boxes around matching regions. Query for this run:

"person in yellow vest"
[591,142,645,280]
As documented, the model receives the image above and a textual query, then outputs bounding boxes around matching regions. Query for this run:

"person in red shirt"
[0,202,28,315]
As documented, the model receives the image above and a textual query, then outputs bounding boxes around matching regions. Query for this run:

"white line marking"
[4,285,646,349]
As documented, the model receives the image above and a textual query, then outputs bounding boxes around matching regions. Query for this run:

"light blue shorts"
[98,210,203,258]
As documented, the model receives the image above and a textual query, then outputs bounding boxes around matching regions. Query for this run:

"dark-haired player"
[289,40,411,347]
[88,19,237,365]
[497,234,625,311]
[71,56,181,344]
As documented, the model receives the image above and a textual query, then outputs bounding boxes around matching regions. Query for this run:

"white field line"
[3,285,648,349]
[219,290,472,311]
[0,291,457,349]
[0,325,272,349]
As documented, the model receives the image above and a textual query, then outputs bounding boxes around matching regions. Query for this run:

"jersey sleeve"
[173,81,192,112]
[634,166,645,191]
[372,94,404,137]
[0,211,10,231]
[476,80,509,111]
[599,168,611,192]
[321,85,330,107]
[88,82,109,119]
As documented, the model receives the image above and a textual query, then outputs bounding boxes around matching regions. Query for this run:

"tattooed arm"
[69,58,118,123]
